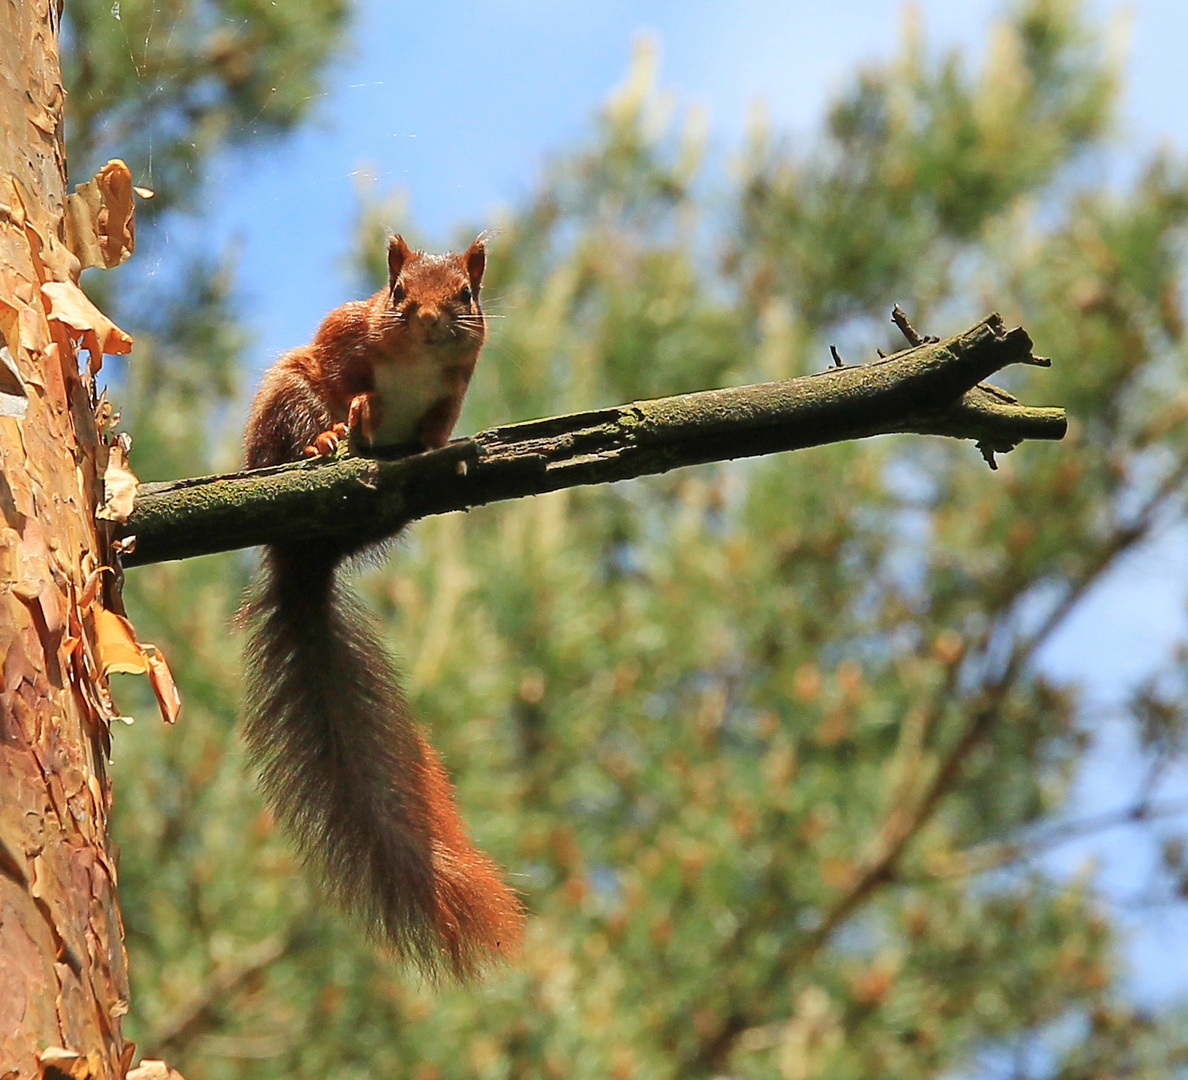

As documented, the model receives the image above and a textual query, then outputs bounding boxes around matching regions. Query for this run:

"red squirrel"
[241,234,523,978]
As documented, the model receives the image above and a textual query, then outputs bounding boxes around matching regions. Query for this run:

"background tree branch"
[119,312,1065,567]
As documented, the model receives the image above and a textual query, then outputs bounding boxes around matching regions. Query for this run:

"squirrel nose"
[416,306,449,340]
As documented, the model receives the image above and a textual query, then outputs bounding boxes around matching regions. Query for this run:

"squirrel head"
[385,234,486,349]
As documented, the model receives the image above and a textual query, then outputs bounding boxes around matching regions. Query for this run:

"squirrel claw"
[303,422,349,458]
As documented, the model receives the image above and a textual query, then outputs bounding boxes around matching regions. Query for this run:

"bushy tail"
[242,547,523,978]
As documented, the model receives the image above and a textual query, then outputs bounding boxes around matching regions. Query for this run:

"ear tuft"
[465,233,486,292]
[387,235,411,285]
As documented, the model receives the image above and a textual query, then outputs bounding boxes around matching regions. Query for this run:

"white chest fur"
[369,355,453,447]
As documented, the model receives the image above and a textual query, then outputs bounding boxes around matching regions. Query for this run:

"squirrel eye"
[458,285,472,305]
[391,281,405,303]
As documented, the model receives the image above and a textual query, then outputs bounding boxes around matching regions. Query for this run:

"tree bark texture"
[1,3,134,1077]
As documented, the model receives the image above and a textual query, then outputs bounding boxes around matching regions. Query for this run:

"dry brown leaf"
[91,606,182,723]
[64,159,137,270]
[96,437,138,523]
[92,607,148,676]
[41,280,133,375]
[144,645,181,725]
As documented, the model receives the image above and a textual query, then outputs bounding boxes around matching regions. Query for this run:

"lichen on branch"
[118,313,1066,568]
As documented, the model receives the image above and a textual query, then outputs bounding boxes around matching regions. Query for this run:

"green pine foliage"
[64,0,348,209]
[79,1,1188,1077]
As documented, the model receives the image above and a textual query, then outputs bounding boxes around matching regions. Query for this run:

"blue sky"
[139,0,1188,1005]
[173,0,1188,372]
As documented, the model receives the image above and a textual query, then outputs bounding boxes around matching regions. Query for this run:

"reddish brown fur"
[241,236,523,977]
[245,234,487,467]
[419,739,526,971]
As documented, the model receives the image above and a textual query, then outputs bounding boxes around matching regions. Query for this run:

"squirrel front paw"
[302,422,349,458]
[347,392,380,449]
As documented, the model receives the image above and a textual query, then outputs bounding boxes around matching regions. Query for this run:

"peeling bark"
[0,3,134,1077]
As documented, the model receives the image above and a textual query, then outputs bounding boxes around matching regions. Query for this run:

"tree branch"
[118,313,1065,567]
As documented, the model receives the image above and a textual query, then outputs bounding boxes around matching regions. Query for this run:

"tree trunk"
[0,2,133,1077]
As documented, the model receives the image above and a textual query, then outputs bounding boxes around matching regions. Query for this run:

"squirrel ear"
[465,234,486,291]
[387,235,411,285]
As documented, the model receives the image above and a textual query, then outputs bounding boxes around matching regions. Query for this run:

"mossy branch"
[117,313,1066,568]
